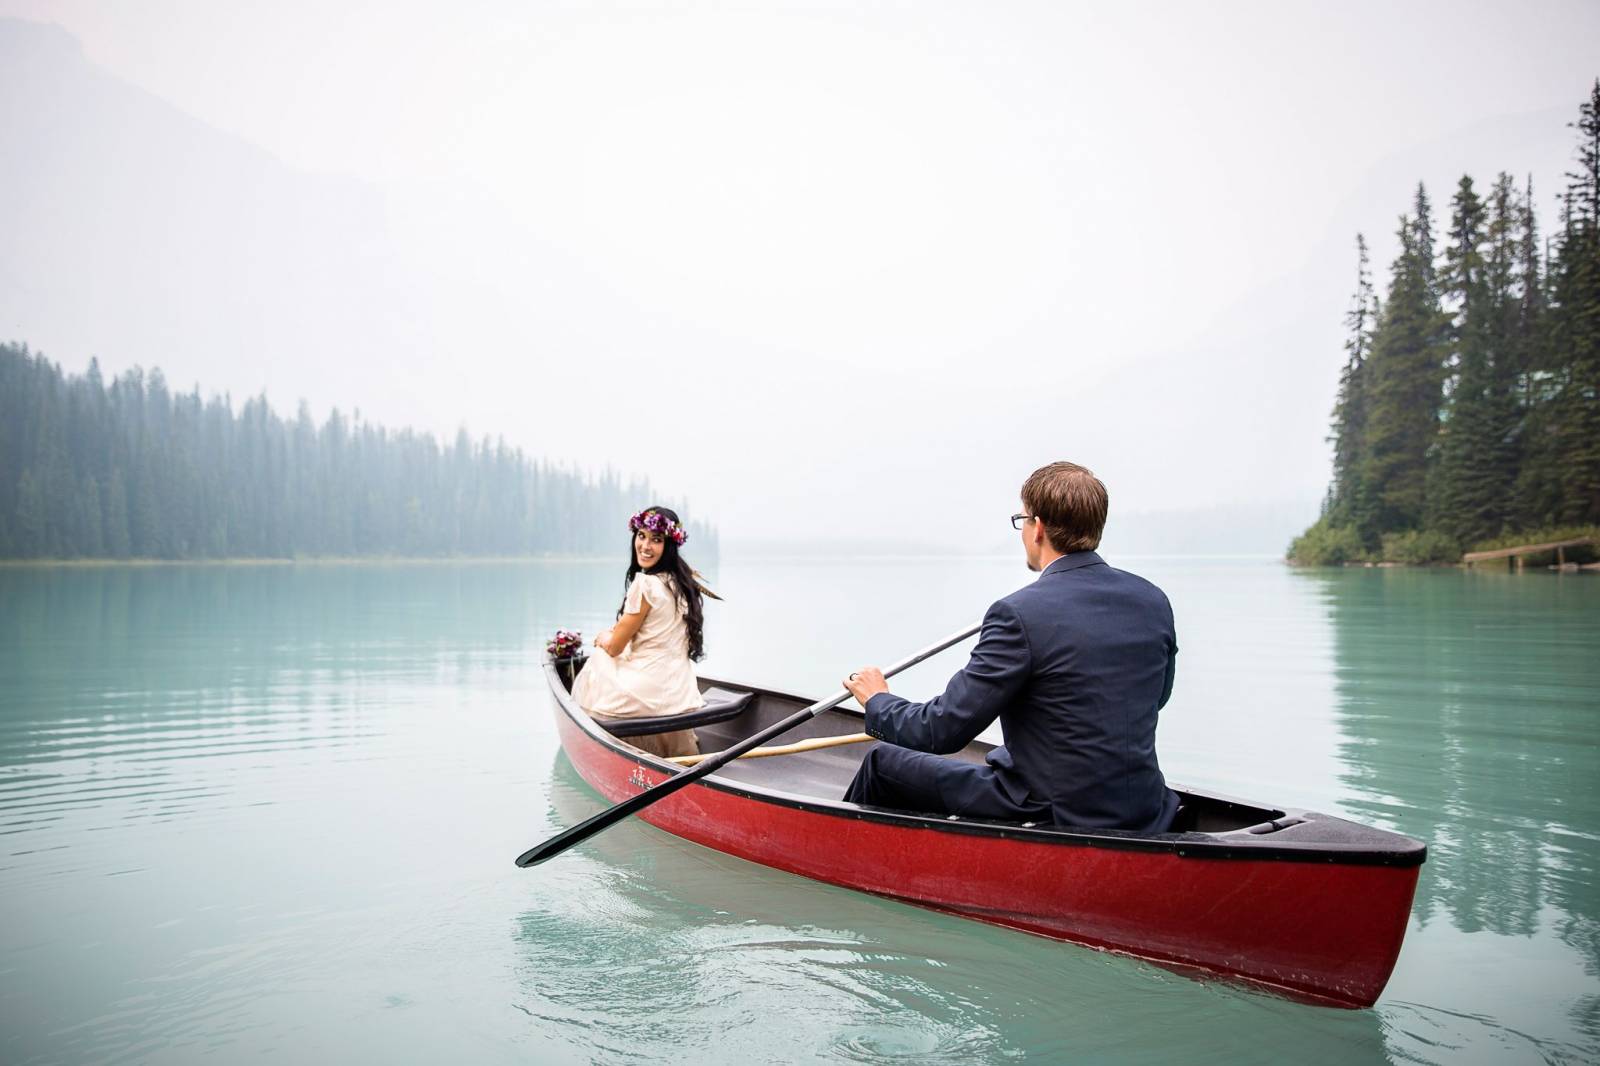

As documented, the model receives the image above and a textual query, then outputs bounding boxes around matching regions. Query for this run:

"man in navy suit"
[841,461,1180,833]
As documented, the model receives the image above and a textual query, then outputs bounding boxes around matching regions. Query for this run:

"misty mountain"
[0,19,441,417]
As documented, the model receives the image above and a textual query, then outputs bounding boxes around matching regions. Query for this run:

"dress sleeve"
[623,574,647,615]
[642,574,673,610]
[624,574,673,614]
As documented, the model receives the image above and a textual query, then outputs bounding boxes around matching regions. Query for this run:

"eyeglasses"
[1010,513,1035,530]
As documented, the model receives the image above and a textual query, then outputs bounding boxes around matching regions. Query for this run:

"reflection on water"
[1307,567,1600,1061]
[0,560,1595,1064]
[517,760,1388,1065]
[0,563,614,1065]
[519,762,1018,1064]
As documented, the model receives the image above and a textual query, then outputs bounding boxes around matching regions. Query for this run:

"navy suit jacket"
[863,551,1179,833]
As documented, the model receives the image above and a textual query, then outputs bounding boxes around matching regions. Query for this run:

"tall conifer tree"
[1326,233,1378,539]
[1549,81,1600,522]
[1515,175,1546,406]
[1518,82,1600,526]
[1430,175,1520,544]
[1361,186,1451,534]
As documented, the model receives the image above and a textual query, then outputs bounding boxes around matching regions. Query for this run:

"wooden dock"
[1461,536,1599,571]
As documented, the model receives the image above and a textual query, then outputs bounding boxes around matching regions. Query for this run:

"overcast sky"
[3,1,1597,551]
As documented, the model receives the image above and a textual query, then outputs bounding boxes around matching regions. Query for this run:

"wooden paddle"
[513,621,981,868]
[666,732,873,767]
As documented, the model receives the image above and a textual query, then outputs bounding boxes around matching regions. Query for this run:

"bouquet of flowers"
[546,629,585,661]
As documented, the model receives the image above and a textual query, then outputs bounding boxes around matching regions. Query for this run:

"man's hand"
[843,666,889,708]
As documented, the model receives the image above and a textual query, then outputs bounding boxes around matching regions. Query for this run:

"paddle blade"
[514,768,697,867]
[514,801,632,867]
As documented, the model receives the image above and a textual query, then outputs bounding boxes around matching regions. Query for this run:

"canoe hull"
[552,700,1419,1009]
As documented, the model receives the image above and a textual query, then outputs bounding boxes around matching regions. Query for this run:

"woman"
[571,506,708,758]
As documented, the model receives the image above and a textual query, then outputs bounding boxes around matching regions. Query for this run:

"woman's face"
[634,529,666,569]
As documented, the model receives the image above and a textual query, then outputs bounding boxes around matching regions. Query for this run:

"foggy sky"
[3,1,1597,553]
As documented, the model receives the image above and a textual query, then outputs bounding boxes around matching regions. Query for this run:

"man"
[841,461,1179,833]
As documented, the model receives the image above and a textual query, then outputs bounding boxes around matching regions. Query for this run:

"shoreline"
[1286,559,1599,572]
[8,554,1592,571]
[0,555,621,568]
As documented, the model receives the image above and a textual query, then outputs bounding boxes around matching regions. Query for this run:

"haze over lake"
[4,5,1598,550]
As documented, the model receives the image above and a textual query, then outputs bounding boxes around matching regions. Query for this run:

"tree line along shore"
[0,342,715,562]
[1290,82,1600,569]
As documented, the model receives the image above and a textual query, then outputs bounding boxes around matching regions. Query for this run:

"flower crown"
[629,508,687,546]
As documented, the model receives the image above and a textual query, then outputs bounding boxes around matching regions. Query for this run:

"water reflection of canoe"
[546,660,1426,1009]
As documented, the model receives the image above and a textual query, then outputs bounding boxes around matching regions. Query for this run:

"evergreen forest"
[0,343,716,561]
[1291,81,1600,566]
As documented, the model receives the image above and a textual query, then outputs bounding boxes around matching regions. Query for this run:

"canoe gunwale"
[544,660,1427,869]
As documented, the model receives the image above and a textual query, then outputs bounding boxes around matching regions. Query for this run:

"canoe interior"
[555,670,1419,850]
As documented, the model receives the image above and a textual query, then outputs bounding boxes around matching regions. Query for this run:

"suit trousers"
[844,743,1051,822]
[625,728,699,759]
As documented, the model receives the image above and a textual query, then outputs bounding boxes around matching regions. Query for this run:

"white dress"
[572,572,705,721]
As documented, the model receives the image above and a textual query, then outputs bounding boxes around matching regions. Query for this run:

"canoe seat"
[590,686,756,737]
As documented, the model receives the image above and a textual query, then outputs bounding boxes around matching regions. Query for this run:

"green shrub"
[1380,529,1461,565]
[1287,520,1369,565]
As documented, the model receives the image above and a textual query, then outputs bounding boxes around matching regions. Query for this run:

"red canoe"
[546,661,1425,1009]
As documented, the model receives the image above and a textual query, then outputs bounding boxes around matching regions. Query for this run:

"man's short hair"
[1022,462,1108,554]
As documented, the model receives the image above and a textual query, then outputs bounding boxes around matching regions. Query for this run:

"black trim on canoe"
[544,661,1428,869]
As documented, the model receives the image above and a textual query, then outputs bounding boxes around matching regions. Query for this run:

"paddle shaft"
[666,731,872,767]
[514,620,981,868]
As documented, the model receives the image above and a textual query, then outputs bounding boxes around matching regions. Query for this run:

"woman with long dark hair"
[571,506,709,758]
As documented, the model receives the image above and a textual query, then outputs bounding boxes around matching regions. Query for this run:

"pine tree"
[1512,179,1563,525]
[1516,83,1600,527]
[13,468,44,555]
[1326,233,1378,539]
[104,467,131,557]
[1360,186,1451,535]
[1515,175,1546,407]
[1548,80,1600,523]
[1429,175,1520,545]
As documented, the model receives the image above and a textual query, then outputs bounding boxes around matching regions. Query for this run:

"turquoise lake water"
[0,557,1596,1064]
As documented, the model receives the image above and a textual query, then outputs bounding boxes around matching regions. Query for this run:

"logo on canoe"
[628,766,652,791]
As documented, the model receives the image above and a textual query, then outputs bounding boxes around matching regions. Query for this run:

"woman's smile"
[634,530,664,567]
